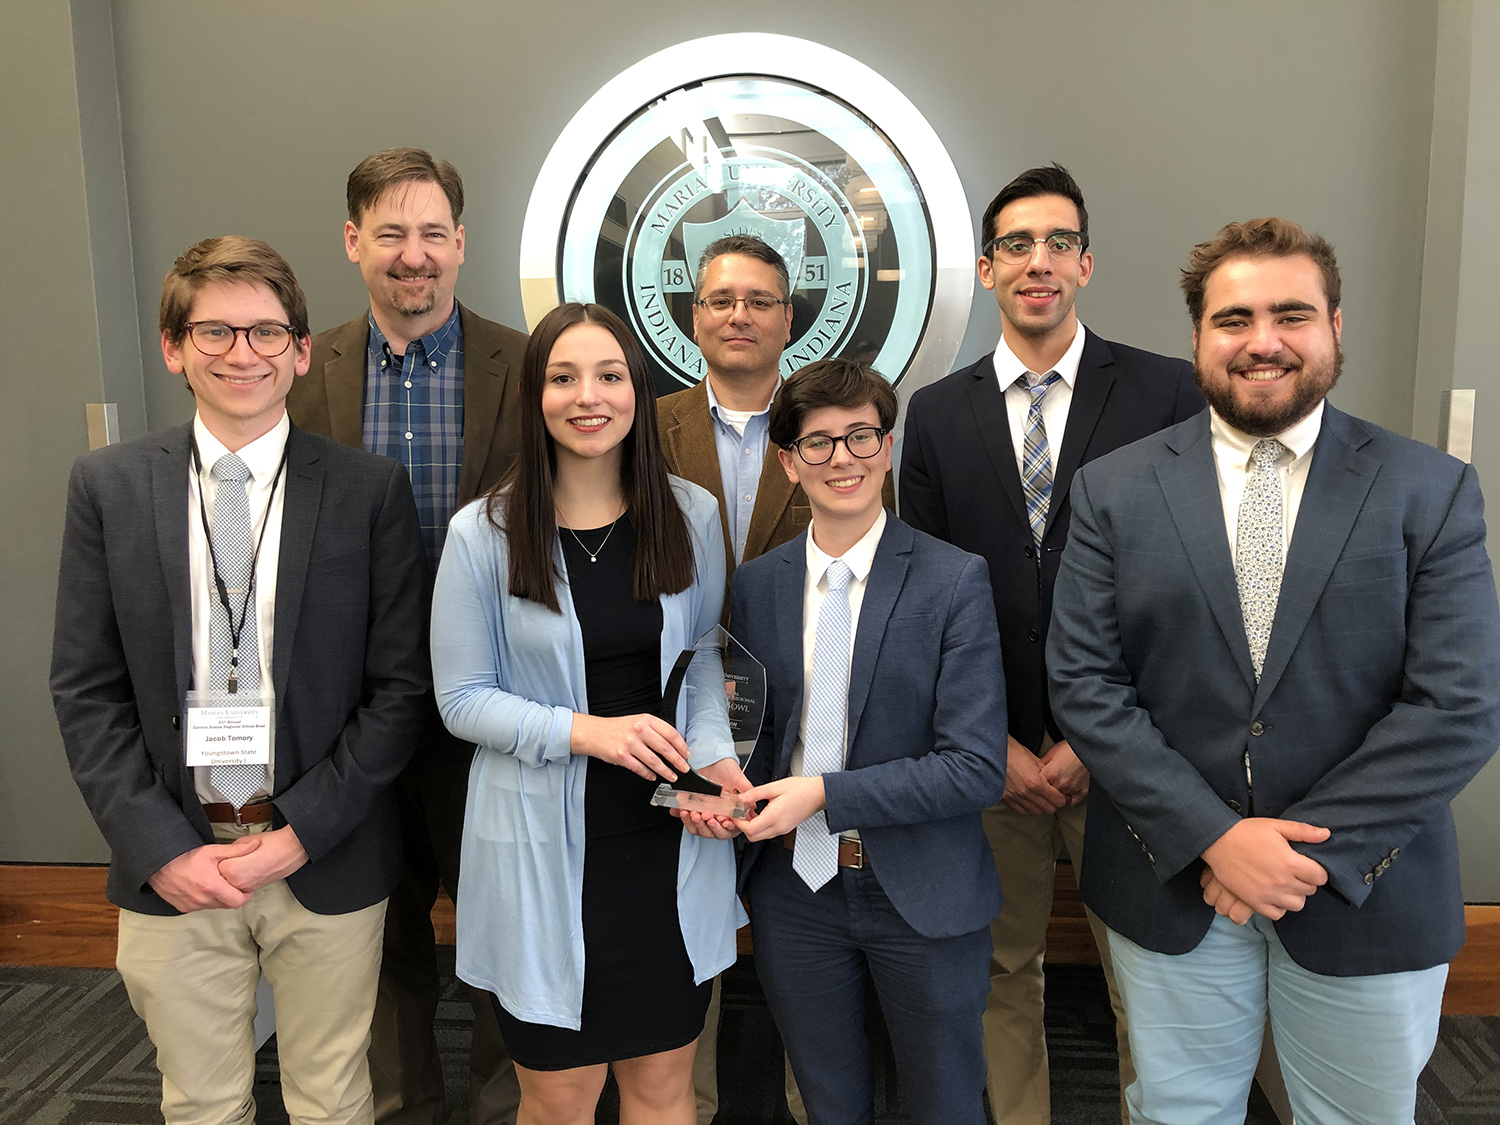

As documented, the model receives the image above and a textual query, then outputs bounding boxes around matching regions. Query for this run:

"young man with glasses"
[52,236,429,1124]
[706,356,1007,1125]
[658,234,892,1123]
[900,164,1204,1125]
[286,148,527,1125]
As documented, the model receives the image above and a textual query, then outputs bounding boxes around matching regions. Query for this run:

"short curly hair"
[1181,217,1341,326]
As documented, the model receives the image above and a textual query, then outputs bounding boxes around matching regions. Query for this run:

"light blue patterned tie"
[794,559,853,891]
[208,453,263,808]
[1236,439,1287,680]
[1018,372,1063,545]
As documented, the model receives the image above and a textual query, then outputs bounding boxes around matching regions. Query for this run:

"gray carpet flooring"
[2,953,1496,1124]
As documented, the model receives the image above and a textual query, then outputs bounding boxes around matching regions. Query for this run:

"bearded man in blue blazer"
[1048,217,1500,1125]
[700,358,1007,1125]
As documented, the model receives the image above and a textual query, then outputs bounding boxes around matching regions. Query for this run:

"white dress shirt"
[995,323,1089,471]
[1209,401,1324,567]
[788,508,888,826]
[188,412,288,804]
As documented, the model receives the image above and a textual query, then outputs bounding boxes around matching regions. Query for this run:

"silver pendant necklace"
[561,511,623,562]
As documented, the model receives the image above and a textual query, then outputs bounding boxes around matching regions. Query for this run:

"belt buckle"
[846,838,865,869]
[235,799,270,827]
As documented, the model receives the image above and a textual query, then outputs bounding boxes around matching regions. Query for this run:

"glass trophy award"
[649,625,766,819]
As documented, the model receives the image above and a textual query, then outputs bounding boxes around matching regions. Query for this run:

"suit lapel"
[456,304,515,505]
[1048,332,1114,544]
[152,426,195,708]
[845,519,911,755]
[323,319,367,449]
[1253,408,1378,710]
[1156,415,1258,690]
[964,356,1029,531]
[271,427,323,717]
[663,382,736,567]
[774,542,807,776]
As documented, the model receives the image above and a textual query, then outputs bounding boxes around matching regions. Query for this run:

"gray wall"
[7,1,1497,898]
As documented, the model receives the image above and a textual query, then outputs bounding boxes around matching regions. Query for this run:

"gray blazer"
[1048,405,1500,975]
[51,422,430,916]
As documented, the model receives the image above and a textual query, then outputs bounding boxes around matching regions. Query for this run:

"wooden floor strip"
[3,863,1495,1014]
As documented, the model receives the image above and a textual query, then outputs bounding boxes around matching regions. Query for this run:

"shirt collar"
[192,411,290,483]
[993,322,1088,390]
[366,301,463,365]
[705,376,772,424]
[805,507,888,588]
[1209,399,1325,466]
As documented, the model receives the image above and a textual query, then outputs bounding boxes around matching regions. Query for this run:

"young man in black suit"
[52,236,429,1124]
[899,164,1203,1125]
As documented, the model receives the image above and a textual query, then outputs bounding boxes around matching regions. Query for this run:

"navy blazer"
[50,422,431,916]
[729,514,1008,939]
[1047,405,1500,975]
[901,331,1202,753]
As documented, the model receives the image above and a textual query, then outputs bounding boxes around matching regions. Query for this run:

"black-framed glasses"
[184,321,297,358]
[786,426,889,465]
[693,295,789,316]
[983,230,1088,263]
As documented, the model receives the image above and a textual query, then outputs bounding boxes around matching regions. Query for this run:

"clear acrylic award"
[649,625,766,819]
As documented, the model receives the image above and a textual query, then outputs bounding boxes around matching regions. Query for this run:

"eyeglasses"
[693,295,789,316]
[184,321,297,358]
[983,231,1088,263]
[786,425,889,465]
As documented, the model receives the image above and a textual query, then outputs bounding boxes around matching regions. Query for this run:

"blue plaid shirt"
[362,305,464,565]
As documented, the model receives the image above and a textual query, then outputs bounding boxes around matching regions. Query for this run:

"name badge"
[185,689,273,767]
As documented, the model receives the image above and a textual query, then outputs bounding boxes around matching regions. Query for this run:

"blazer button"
[1227,799,1242,813]
[1364,872,1375,884]
[1389,848,1400,858]
[172,714,180,730]
[1250,721,1265,736]
[1024,545,1035,559]
[1028,628,1041,642]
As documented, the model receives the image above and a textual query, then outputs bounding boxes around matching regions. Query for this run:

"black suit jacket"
[900,330,1203,752]
[50,423,430,916]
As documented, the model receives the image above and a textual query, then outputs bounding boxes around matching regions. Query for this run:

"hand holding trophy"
[650,626,766,822]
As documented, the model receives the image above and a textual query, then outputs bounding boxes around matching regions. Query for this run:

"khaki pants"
[117,824,387,1125]
[983,797,1132,1125]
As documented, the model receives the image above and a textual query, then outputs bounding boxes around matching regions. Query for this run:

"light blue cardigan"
[431,478,746,1030]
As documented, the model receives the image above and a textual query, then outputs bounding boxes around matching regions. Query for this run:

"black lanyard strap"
[190,435,289,693]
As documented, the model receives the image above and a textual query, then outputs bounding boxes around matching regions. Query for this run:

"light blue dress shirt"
[431,478,747,1030]
[705,379,772,564]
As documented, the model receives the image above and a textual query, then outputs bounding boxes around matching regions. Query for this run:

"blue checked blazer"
[1048,405,1500,975]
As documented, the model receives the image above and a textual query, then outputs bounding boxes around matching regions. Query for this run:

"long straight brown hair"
[485,303,694,612]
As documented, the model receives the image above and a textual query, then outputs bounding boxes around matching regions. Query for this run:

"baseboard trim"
[3,864,1496,1014]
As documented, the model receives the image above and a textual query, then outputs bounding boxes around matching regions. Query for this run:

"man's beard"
[1194,342,1342,437]
[386,273,437,318]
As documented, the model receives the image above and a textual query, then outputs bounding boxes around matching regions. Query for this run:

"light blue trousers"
[1107,914,1447,1125]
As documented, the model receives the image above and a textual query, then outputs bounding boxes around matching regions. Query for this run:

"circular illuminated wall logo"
[521,35,973,399]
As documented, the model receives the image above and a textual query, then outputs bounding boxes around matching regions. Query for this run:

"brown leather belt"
[202,799,273,826]
[782,833,865,869]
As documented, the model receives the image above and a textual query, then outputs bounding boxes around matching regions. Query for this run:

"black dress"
[490,516,712,1070]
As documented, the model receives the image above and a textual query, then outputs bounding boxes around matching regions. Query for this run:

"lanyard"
[190,436,289,694]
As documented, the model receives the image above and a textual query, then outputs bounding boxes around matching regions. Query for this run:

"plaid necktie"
[208,453,264,808]
[1236,439,1287,680]
[1018,372,1063,545]
[794,560,853,891]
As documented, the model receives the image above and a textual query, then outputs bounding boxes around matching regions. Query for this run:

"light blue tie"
[208,453,264,809]
[794,560,853,891]
[1018,372,1063,546]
